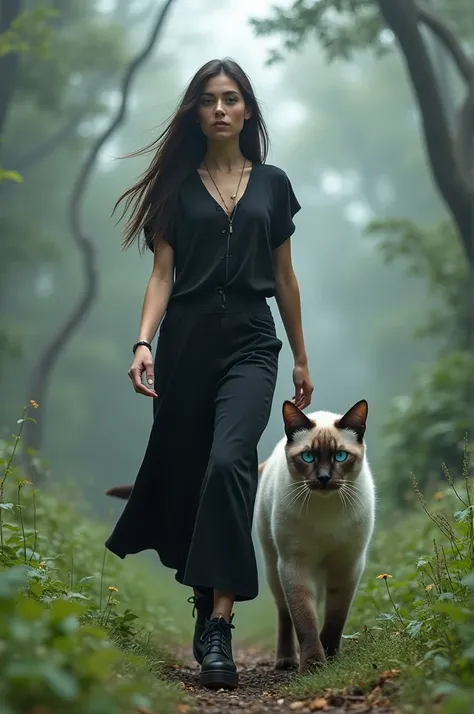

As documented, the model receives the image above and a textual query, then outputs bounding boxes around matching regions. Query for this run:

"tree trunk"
[22,0,178,482]
[377,0,474,263]
[0,0,22,143]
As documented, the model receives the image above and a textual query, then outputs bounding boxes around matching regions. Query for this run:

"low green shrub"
[283,447,474,712]
[0,402,185,714]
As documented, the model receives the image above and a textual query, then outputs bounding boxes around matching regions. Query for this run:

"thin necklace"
[204,158,247,232]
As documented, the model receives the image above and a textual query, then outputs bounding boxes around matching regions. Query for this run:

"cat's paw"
[274,657,298,671]
[298,653,326,674]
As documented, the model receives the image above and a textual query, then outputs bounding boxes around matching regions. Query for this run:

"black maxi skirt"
[105,292,282,602]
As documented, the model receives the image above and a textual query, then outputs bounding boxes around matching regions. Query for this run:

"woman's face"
[197,73,251,142]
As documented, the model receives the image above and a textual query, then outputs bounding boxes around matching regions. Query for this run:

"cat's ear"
[336,399,368,443]
[282,400,314,441]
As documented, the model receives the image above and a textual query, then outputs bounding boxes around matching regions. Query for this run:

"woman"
[105,58,313,691]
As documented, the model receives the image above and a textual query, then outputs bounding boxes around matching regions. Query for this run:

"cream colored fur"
[255,401,375,673]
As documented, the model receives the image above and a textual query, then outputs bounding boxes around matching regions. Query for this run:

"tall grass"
[281,442,474,712]
[0,402,187,714]
[1,402,472,713]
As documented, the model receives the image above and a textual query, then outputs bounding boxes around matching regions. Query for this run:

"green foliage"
[366,218,469,347]
[0,169,22,184]
[250,0,386,64]
[0,0,127,372]
[250,0,473,64]
[14,1,126,118]
[250,0,472,498]
[381,352,473,505]
[0,6,57,59]
[438,0,474,42]
[0,405,185,714]
[282,454,474,712]
[365,217,472,503]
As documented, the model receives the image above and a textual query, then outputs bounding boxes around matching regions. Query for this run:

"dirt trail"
[167,645,400,714]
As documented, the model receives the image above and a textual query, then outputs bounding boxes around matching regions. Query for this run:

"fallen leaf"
[378,667,401,684]
[309,697,328,711]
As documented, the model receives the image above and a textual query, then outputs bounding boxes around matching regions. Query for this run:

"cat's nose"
[317,474,331,485]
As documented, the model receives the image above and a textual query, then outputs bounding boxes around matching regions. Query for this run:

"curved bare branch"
[377,0,474,262]
[23,0,177,478]
[416,2,474,190]
[417,2,474,83]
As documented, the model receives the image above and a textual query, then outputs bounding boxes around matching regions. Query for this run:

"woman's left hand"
[292,362,314,410]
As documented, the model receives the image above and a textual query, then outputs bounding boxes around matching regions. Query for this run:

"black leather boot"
[187,592,213,665]
[199,615,239,690]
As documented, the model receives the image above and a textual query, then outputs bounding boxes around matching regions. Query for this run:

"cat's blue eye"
[301,451,314,463]
[335,450,348,462]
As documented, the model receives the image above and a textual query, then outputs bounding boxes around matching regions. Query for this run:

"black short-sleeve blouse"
[145,163,300,305]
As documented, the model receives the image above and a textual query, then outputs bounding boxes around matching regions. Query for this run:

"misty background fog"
[1,0,471,523]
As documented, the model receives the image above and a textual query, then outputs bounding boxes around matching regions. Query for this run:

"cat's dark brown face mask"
[282,400,368,495]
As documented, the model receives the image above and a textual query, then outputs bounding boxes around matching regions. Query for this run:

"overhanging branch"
[416,2,474,185]
[417,2,474,82]
[377,0,474,262]
[13,75,117,172]
[5,0,150,175]
[23,0,178,476]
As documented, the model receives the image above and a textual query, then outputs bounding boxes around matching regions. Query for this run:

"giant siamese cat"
[255,399,375,673]
[106,398,375,673]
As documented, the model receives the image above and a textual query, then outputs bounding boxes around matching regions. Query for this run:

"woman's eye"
[301,451,314,463]
[335,450,348,462]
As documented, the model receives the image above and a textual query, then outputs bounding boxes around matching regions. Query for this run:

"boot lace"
[200,616,235,659]
[187,594,212,620]
[187,595,198,618]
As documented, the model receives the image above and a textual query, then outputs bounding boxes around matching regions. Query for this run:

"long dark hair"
[113,58,270,251]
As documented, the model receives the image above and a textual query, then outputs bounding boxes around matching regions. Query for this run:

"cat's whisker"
[285,486,310,509]
[305,489,312,517]
[342,483,365,510]
[341,486,361,519]
[287,480,308,490]
[343,481,364,495]
[338,487,348,515]
[282,482,309,505]
[299,487,312,518]
[341,490,357,519]
[288,492,307,511]
[283,482,308,498]
[283,481,308,495]
[342,481,364,496]
[343,481,364,494]
[285,492,305,509]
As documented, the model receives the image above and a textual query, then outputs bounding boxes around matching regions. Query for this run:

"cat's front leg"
[263,549,298,670]
[278,558,326,673]
[320,561,364,658]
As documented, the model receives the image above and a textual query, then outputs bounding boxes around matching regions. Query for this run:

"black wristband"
[132,340,152,354]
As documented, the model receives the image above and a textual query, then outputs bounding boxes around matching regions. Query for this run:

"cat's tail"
[107,463,268,500]
[105,484,133,500]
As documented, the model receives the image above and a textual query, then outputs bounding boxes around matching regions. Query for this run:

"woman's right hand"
[128,346,158,398]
